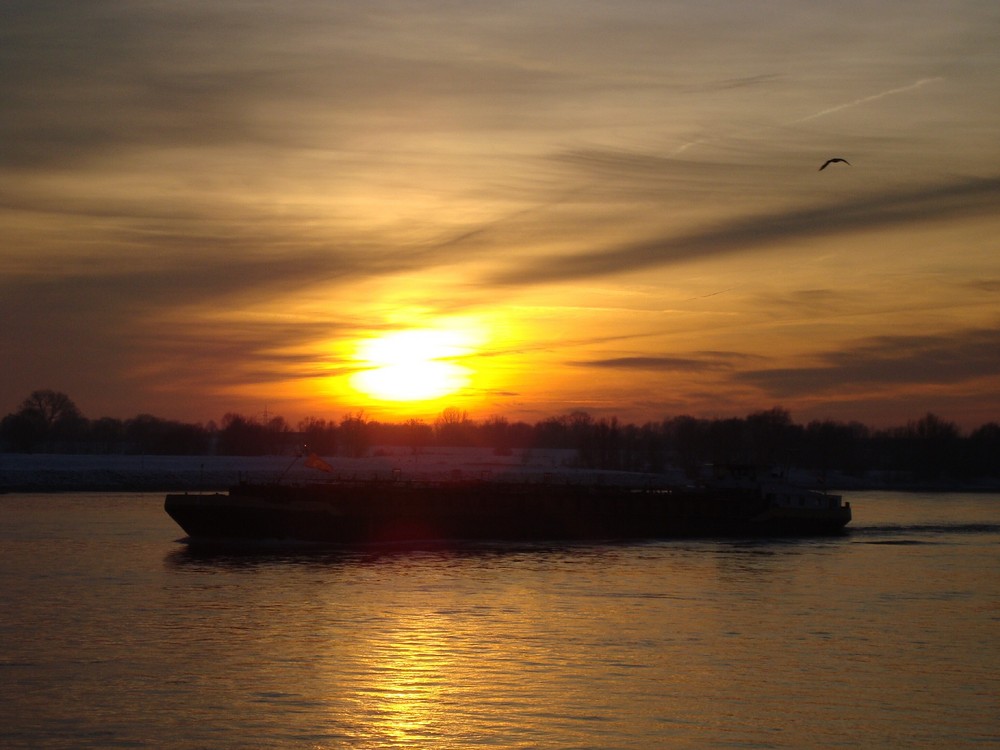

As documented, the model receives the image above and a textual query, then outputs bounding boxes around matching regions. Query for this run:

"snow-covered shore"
[0,447,616,492]
[3,449,995,493]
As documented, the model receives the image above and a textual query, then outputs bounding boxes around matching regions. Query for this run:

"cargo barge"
[165,473,851,545]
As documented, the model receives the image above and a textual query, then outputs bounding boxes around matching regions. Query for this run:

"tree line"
[2,390,998,481]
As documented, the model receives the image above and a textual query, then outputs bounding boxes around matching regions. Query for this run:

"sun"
[350,329,474,402]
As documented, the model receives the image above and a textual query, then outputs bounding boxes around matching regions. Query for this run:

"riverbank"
[2,449,997,493]
[0,448,581,493]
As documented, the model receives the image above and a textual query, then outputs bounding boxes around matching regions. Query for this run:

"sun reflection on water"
[349,613,454,746]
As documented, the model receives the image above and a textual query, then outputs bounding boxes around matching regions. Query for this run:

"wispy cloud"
[737,326,1000,397]
[571,351,759,372]
[485,177,1000,287]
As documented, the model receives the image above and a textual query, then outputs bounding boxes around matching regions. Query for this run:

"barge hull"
[165,480,850,544]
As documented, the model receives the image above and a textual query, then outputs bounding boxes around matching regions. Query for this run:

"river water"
[1,491,997,749]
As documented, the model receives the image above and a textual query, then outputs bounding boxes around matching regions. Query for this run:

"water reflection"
[6,491,1000,748]
[163,538,646,571]
[347,612,453,747]
[163,537,830,746]
[164,543,382,570]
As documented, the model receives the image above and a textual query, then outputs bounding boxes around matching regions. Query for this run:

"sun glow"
[350,328,475,402]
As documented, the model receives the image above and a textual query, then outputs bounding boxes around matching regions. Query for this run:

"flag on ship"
[304,452,333,473]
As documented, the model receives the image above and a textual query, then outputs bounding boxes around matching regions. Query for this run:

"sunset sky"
[3,1,999,430]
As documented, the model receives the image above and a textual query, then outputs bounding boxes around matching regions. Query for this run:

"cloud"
[0,1,596,172]
[737,325,1000,397]
[572,351,759,372]
[0,252,366,378]
[484,176,1000,287]
[962,278,1000,294]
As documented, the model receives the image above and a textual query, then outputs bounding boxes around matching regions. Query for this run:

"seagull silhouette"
[819,157,850,171]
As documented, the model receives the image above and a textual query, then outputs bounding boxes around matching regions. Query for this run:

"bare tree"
[19,389,83,430]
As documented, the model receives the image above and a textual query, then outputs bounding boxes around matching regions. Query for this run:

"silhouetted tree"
[591,417,623,469]
[217,413,270,455]
[744,407,796,468]
[339,411,371,458]
[3,390,1000,482]
[968,422,1000,477]
[1,390,87,451]
[664,415,704,477]
[19,390,84,432]
[706,417,745,466]
[481,415,513,455]
[402,418,433,455]
[89,417,125,453]
[1,411,46,452]
[299,417,337,456]
[506,420,536,450]
[434,407,473,446]
[533,415,572,449]
[622,421,666,472]
[906,412,962,480]
[124,414,210,455]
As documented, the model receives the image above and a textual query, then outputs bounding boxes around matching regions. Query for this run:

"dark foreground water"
[1,491,998,749]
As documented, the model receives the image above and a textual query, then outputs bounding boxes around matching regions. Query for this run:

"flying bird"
[819,157,851,171]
